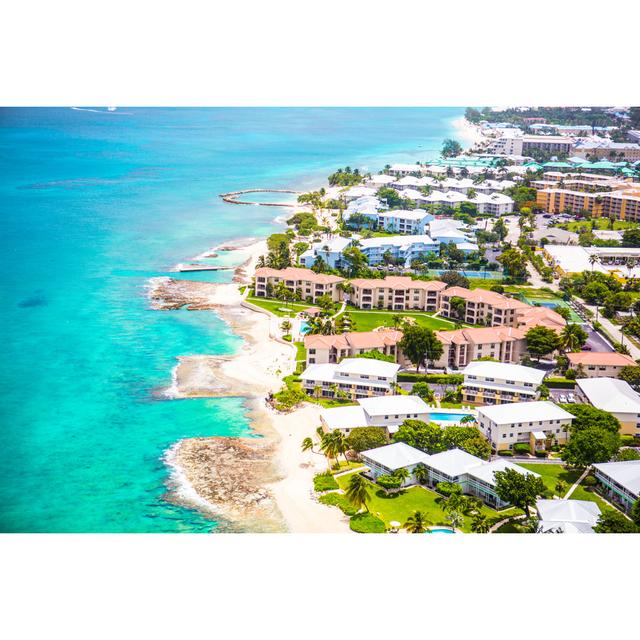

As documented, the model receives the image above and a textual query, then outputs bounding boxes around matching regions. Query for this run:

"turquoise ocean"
[0,107,464,532]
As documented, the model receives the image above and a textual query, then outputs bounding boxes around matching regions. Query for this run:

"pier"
[219,188,301,207]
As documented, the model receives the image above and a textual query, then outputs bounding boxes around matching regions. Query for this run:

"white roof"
[576,377,640,414]
[536,499,601,526]
[593,460,640,496]
[344,186,377,198]
[300,363,391,388]
[360,442,430,471]
[320,405,368,431]
[426,190,468,203]
[359,235,438,250]
[368,174,396,185]
[397,188,425,200]
[358,395,430,418]
[467,460,538,486]
[463,361,546,385]
[477,401,574,425]
[390,163,421,172]
[429,218,467,233]
[424,448,484,478]
[538,520,596,534]
[377,209,431,221]
[335,358,400,377]
[393,176,424,187]
[457,242,480,252]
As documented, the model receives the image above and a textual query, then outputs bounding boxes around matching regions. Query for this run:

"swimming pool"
[428,528,455,534]
[299,321,310,334]
[429,412,474,422]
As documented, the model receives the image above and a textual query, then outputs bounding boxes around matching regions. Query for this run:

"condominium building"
[536,186,640,222]
[575,377,640,436]
[298,235,352,269]
[461,361,547,405]
[299,358,400,399]
[366,174,397,189]
[254,266,344,302]
[360,442,431,486]
[343,186,377,201]
[348,276,447,311]
[320,395,431,436]
[486,132,574,156]
[592,460,640,512]
[476,400,574,452]
[358,235,442,266]
[566,351,637,379]
[375,209,434,234]
[433,326,527,370]
[573,138,640,161]
[304,329,403,366]
[439,287,528,327]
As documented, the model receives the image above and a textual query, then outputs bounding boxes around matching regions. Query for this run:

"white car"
[567,393,576,403]
[559,394,568,403]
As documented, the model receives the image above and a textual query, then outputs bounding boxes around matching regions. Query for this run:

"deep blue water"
[0,107,463,532]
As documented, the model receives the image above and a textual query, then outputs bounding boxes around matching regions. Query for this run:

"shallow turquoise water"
[0,107,463,532]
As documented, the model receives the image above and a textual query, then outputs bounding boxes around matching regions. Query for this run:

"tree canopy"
[345,427,388,453]
[398,325,443,372]
[525,326,560,360]
[562,426,620,468]
[441,139,463,158]
[594,510,638,533]
[493,468,546,514]
[561,403,621,435]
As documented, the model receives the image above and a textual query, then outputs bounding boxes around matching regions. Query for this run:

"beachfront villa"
[461,361,547,406]
[592,460,640,513]
[358,234,443,266]
[304,329,402,366]
[347,276,447,311]
[299,358,400,399]
[433,326,527,370]
[254,266,344,302]
[361,444,539,509]
[535,499,601,534]
[320,395,431,436]
[566,351,637,379]
[574,377,640,436]
[476,400,574,452]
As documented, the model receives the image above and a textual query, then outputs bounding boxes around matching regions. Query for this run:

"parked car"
[559,394,568,403]
[567,393,576,403]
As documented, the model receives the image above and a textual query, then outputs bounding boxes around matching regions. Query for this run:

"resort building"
[347,276,447,311]
[544,244,640,279]
[420,448,540,509]
[366,174,397,189]
[592,460,640,512]
[566,351,637,379]
[299,358,400,399]
[461,361,547,406]
[476,400,574,452]
[535,499,601,534]
[575,377,640,436]
[254,266,344,303]
[439,287,524,327]
[388,163,423,176]
[375,209,434,234]
[360,442,431,486]
[471,192,515,215]
[344,196,383,224]
[433,326,527,370]
[358,235,442,266]
[343,186,378,201]
[320,395,431,436]
[486,132,575,156]
[304,329,403,366]
[298,235,352,269]
[573,138,640,161]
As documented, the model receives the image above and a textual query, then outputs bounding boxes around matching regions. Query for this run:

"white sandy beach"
[451,115,486,150]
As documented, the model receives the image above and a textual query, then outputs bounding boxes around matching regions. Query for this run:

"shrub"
[436,481,462,497]
[318,492,358,516]
[583,475,597,487]
[513,443,530,455]
[544,377,576,389]
[397,373,464,385]
[282,334,292,342]
[377,474,403,490]
[535,450,548,458]
[346,427,388,453]
[498,450,513,457]
[620,435,640,447]
[349,512,386,533]
[313,472,338,492]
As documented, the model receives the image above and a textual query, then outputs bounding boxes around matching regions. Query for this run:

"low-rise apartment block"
[320,395,431,436]
[348,276,447,311]
[254,266,343,303]
[476,400,574,452]
[566,351,636,378]
[434,326,527,369]
[592,460,640,513]
[304,329,402,366]
[461,361,547,405]
[299,358,400,399]
[375,209,433,234]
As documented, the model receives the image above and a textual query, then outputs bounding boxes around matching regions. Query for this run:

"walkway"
[580,302,640,359]
[564,467,590,499]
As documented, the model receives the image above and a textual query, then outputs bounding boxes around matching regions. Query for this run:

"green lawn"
[503,286,559,299]
[345,309,456,332]
[468,278,505,289]
[568,484,616,513]
[518,463,582,497]
[555,219,639,233]
[246,296,312,317]
[335,472,519,532]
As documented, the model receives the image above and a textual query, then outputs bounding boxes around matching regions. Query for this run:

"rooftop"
[536,499,601,527]
[255,266,344,285]
[424,448,484,478]
[335,358,400,377]
[436,326,527,346]
[463,360,547,385]
[477,401,574,425]
[349,276,447,291]
[576,377,640,414]
[467,459,539,486]
[304,329,403,352]
[592,460,640,496]
[358,395,430,417]
[567,352,636,367]
[320,405,368,432]
[360,442,431,471]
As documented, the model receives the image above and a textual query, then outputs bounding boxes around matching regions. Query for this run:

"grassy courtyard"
[334,471,520,532]
[555,218,639,233]
[344,309,456,332]
[246,295,311,317]
[518,463,582,497]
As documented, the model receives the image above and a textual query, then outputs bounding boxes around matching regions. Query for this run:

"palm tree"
[280,319,292,336]
[555,480,568,496]
[403,511,430,533]
[560,323,587,353]
[588,253,600,272]
[301,437,314,453]
[446,510,463,531]
[345,473,370,512]
[414,463,430,486]
[392,467,410,487]
[470,513,490,533]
